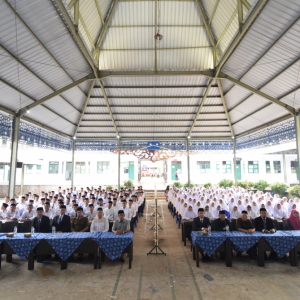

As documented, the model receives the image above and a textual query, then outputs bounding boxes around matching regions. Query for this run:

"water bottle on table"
[31,226,35,238]
[52,226,56,236]
[208,225,211,236]
[226,225,229,234]
[13,226,17,237]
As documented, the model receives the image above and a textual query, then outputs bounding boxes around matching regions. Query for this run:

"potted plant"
[270,182,289,198]
[123,179,134,189]
[218,178,234,188]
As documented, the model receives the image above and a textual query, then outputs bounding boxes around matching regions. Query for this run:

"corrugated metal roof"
[224,85,252,110]
[106,98,201,106]
[196,120,228,126]
[80,120,114,126]
[110,106,198,114]
[102,76,210,86]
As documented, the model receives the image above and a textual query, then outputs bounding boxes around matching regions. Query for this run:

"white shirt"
[90,216,109,232]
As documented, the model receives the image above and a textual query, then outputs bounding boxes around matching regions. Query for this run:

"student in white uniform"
[121,200,132,220]
[104,201,114,220]
[85,204,96,224]
[0,203,8,219]
[90,208,109,232]
[43,202,54,219]
[20,204,36,221]
[6,204,19,220]
[17,196,27,216]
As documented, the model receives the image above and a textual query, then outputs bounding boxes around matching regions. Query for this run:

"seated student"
[52,205,71,232]
[5,203,18,220]
[183,205,198,220]
[230,205,241,219]
[121,200,131,220]
[237,211,255,233]
[204,205,214,218]
[33,207,51,233]
[71,207,89,233]
[90,208,109,232]
[43,202,54,219]
[104,201,114,220]
[85,204,96,224]
[69,204,79,220]
[214,210,232,231]
[17,196,27,216]
[0,203,8,219]
[112,210,131,262]
[20,203,36,221]
[286,209,300,230]
[246,205,257,219]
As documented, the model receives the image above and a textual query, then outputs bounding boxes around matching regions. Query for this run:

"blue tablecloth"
[192,231,300,258]
[95,232,133,261]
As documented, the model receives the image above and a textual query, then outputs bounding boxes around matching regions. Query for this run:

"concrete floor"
[140,176,166,190]
[0,199,300,300]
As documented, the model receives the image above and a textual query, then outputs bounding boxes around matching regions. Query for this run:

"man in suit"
[192,208,210,232]
[52,205,71,232]
[255,208,277,259]
[33,207,51,233]
[193,208,211,262]
[214,210,232,231]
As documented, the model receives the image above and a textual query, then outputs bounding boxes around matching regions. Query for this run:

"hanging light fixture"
[154,32,163,40]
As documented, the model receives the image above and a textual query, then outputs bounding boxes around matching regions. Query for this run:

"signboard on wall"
[147,141,160,150]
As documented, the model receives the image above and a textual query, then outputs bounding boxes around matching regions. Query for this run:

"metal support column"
[118,138,121,189]
[295,115,300,185]
[21,164,25,196]
[282,151,287,184]
[8,116,20,199]
[71,140,75,189]
[233,139,237,186]
[187,138,190,188]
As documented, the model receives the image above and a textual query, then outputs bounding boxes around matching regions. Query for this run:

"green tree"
[270,182,288,197]
[288,185,300,198]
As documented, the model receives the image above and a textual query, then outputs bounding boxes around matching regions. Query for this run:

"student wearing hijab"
[180,202,188,218]
[246,205,258,219]
[288,203,298,216]
[230,205,241,219]
[204,205,214,218]
[213,204,222,219]
[237,199,245,213]
[183,205,197,220]
[273,203,288,219]
[286,209,300,230]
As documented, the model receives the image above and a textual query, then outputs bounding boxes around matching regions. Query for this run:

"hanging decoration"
[110,148,200,163]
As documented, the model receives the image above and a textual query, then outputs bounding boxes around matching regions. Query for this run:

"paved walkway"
[0,198,300,299]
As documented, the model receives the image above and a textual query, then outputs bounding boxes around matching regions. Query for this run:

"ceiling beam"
[0,78,76,126]
[52,0,98,77]
[94,0,105,25]
[78,131,231,134]
[237,0,243,33]
[94,0,119,62]
[74,80,95,137]
[86,105,223,108]
[99,46,213,51]
[188,79,214,135]
[108,25,205,28]
[21,117,72,140]
[98,70,214,78]
[0,44,80,114]
[96,85,219,89]
[241,0,251,10]
[79,12,96,51]
[76,137,232,141]
[98,79,119,136]
[83,112,225,115]
[90,96,221,99]
[79,125,229,128]
[209,0,220,25]
[236,114,292,139]
[154,0,157,71]
[217,79,234,136]
[216,7,238,47]
[219,72,295,115]
[81,118,228,122]
[215,0,268,77]
[3,0,88,100]
[0,105,16,116]
[19,74,95,116]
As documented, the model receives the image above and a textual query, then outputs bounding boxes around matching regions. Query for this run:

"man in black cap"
[237,211,255,233]
[71,207,89,233]
[52,205,71,232]
[192,208,210,232]
[214,210,231,231]
[0,203,8,219]
[33,207,51,233]
[112,210,131,262]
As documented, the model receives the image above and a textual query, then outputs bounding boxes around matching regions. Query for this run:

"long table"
[191,231,300,267]
[0,232,133,270]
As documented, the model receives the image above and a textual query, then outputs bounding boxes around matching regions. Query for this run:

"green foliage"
[107,185,113,191]
[237,180,255,189]
[254,180,269,192]
[184,182,195,188]
[218,178,234,188]
[123,179,134,189]
[288,185,300,198]
[173,181,183,188]
[120,185,124,189]
[203,183,212,188]
[271,182,289,197]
